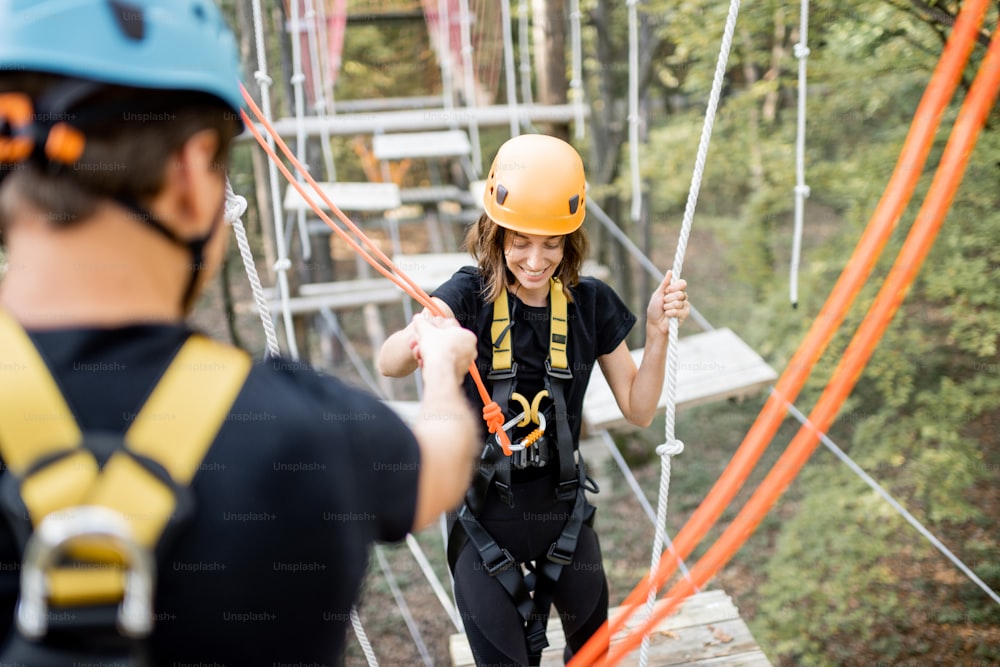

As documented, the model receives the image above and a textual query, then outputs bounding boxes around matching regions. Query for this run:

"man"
[0,0,478,664]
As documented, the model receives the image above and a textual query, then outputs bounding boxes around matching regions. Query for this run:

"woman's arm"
[597,271,689,428]
[377,296,455,377]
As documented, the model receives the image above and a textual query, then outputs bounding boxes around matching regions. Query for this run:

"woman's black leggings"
[451,473,609,666]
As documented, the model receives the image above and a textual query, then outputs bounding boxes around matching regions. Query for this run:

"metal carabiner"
[17,505,155,640]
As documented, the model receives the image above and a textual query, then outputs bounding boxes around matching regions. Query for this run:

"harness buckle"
[556,478,579,502]
[487,362,519,381]
[546,541,575,566]
[545,358,573,380]
[525,624,550,653]
[17,506,155,640]
[482,544,517,576]
[494,481,514,507]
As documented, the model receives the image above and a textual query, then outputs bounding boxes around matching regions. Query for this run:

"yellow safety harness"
[0,309,250,646]
[488,278,569,462]
[450,277,596,663]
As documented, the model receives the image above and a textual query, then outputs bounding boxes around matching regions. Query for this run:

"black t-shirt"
[433,266,637,447]
[0,324,420,666]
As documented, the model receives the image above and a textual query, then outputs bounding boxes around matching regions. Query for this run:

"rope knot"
[482,402,504,431]
[656,439,684,458]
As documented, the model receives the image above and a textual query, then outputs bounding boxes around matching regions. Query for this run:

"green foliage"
[635,0,1000,661]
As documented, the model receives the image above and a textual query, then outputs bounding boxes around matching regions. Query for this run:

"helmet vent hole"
[192,2,207,22]
[496,184,508,205]
[108,1,146,41]
[568,194,580,215]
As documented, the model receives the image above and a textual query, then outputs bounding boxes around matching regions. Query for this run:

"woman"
[379,133,689,665]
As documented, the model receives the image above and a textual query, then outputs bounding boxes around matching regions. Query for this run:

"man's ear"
[155,128,224,238]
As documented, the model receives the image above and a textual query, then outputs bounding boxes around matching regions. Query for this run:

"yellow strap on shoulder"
[490,278,569,373]
[0,310,83,476]
[491,286,513,372]
[549,278,569,371]
[0,310,251,607]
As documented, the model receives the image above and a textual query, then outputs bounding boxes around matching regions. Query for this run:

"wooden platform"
[246,103,586,138]
[449,589,771,666]
[283,181,402,213]
[582,328,777,433]
[372,129,472,161]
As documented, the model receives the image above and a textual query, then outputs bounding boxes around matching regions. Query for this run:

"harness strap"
[0,309,251,609]
[450,278,594,659]
[448,460,594,661]
[490,285,515,372]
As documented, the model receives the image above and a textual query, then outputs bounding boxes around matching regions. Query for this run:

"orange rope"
[567,0,993,663]
[239,84,511,454]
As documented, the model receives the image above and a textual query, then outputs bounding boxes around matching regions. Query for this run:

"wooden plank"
[450,590,771,667]
[399,185,473,205]
[265,287,403,315]
[372,130,472,160]
[468,179,487,206]
[282,181,401,213]
[247,104,587,138]
[582,328,777,432]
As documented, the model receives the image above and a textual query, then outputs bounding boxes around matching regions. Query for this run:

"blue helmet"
[0,0,243,114]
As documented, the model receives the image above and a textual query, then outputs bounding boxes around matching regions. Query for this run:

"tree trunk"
[531,0,570,141]
[740,28,765,192]
[762,7,787,124]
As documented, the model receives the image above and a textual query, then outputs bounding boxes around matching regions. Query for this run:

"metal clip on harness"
[17,506,155,640]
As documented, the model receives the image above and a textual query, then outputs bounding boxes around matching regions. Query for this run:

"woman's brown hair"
[464,213,590,303]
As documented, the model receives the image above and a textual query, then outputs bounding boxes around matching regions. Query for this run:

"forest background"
[198,1,1000,664]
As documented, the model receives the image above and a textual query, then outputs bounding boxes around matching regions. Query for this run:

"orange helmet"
[482,134,586,236]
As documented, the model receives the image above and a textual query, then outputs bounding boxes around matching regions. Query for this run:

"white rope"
[225,178,281,358]
[627,0,642,223]
[436,0,457,118]
[288,0,313,262]
[349,607,379,667]
[569,0,585,140]
[585,198,713,331]
[776,390,1000,607]
[459,0,483,174]
[517,0,534,107]
[406,534,463,630]
[374,546,435,667]
[790,0,811,308]
[317,0,342,116]
[250,0,300,360]
[639,2,742,664]
[304,0,337,181]
[499,0,520,137]
[598,430,697,586]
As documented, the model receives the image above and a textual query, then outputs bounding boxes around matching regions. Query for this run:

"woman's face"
[503,230,565,290]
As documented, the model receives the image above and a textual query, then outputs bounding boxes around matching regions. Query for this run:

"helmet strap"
[114,194,221,313]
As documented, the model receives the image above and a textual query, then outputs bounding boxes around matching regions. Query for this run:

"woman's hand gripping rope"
[646,270,689,337]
